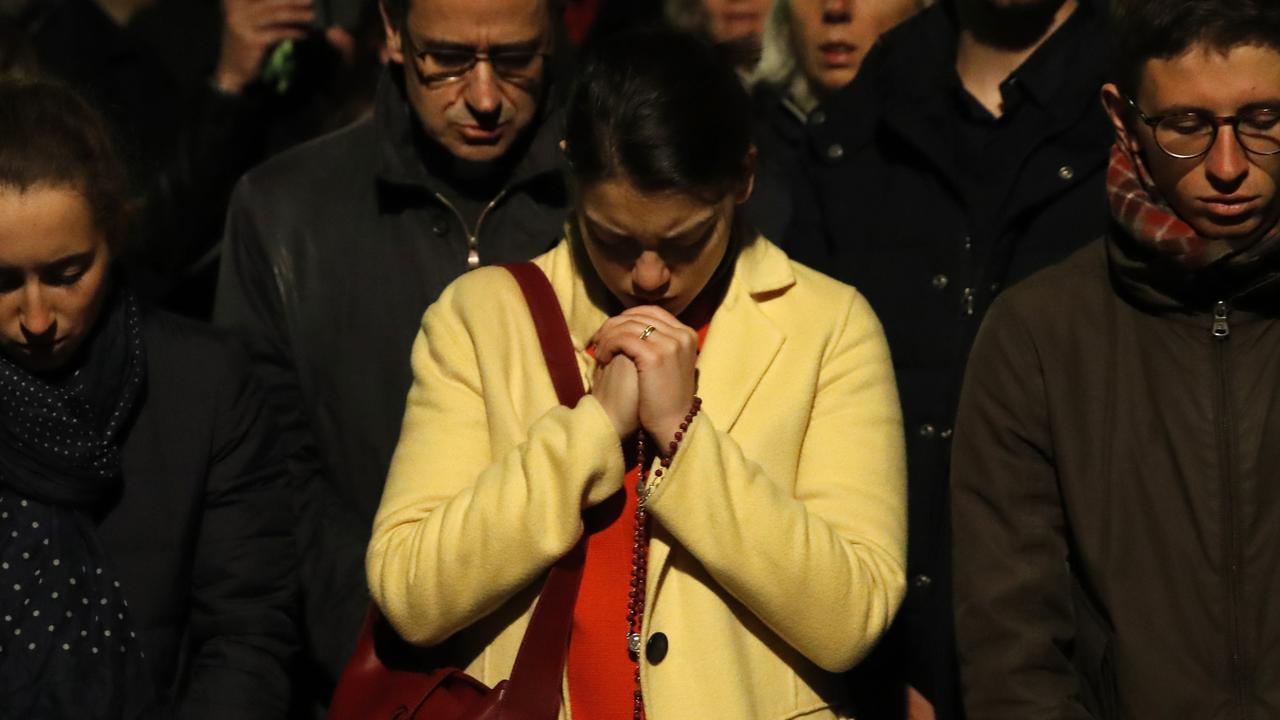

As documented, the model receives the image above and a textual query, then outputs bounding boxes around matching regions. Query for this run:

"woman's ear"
[1101,83,1141,154]
[735,145,758,205]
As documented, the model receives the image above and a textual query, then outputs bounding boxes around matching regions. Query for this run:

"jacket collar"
[817,0,1107,158]
[541,232,794,432]
[1107,225,1280,319]
[372,67,567,198]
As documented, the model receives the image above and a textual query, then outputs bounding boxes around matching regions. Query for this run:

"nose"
[19,283,55,339]
[632,251,670,298]
[1204,123,1250,190]
[823,0,852,22]
[464,60,503,127]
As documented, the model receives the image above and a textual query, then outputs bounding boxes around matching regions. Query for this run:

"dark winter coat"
[952,233,1280,719]
[110,310,296,718]
[213,69,568,684]
[782,2,1113,715]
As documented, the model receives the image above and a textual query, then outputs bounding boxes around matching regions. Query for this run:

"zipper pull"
[466,237,480,270]
[961,287,975,317]
[1212,301,1231,339]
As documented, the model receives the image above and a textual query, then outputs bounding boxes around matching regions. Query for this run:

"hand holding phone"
[214,0,315,95]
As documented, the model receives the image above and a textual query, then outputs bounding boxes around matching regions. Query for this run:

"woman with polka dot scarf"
[0,78,296,718]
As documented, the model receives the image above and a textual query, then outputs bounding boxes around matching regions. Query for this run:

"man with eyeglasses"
[952,0,1280,716]
[212,0,569,708]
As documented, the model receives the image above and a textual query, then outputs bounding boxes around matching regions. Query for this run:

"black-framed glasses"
[401,33,549,86]
[1125,95,1280,159]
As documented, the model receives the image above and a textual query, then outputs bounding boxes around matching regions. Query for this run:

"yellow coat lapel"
[697,237,793,433]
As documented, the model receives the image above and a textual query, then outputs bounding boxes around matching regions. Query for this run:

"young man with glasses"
[212,0,569,707]
[952,0,1280,716]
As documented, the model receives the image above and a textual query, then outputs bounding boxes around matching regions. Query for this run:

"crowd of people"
[1,0,1279,718]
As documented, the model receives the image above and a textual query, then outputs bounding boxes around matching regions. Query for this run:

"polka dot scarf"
[0,290,157,718]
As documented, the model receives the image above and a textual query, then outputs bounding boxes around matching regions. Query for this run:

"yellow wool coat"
[368,235,907,719]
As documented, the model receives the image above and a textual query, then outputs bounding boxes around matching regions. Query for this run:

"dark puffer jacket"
[111,310,296,718]
[952,233,1280,719]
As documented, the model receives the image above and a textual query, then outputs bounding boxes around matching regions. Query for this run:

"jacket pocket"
[1070,574,1119,720]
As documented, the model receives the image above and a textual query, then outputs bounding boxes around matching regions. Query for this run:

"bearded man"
[786,0,1113,716]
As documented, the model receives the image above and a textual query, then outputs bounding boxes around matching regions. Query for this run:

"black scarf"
[0,289,157,719]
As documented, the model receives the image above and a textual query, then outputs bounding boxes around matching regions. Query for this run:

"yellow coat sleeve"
[366,277,626,647]
[645,289,907,673]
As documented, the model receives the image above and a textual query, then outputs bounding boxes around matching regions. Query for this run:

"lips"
[722,11,762,25]
[1200,195,1261,218]
[458,124,506,144]
[819,42,857,68]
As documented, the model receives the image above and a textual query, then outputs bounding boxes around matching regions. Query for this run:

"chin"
[6,349,66,374]
[1193,218,1268,244]
[446,138,513,164]
[817,70,856,95]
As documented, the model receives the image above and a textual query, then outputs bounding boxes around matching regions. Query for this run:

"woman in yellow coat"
[367,28,906,720]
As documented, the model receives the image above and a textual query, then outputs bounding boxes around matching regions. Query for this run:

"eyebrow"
[46,250,97,270]
[7,250,97,275]
[416,37,544,53]
[585,211,719,241]
[1153,99,1280,115]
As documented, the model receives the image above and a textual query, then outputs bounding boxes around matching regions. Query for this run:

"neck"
[954,0,1078,117]
[415,128,520,202]
[92,0,153,25]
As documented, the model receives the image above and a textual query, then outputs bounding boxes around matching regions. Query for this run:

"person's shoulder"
[874,3,950,57]
[839,4,949,91]
[140,308,251,380]
[746,238,869,330]
[234,115,378,204]
[989,239,1111,331]
[814,5,950,153]
[788,256,861,306]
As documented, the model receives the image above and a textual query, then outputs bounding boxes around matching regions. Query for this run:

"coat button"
[645,632,668,664]
[913,574,933,589]
[826,143,845,161]
[940,427,953,440]
[809,109,827,126]
[931,274,949,291]
[1058,165,1075,181]
[918,424,937,439]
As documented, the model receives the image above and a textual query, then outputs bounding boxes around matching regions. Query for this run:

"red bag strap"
[500,262,588,716]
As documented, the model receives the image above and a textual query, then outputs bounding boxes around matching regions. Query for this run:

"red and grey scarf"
[1107,142,1280,271]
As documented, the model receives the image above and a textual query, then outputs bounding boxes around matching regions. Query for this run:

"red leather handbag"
[327,263,587,720]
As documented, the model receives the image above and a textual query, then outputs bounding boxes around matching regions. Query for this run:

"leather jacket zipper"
[432,189,509,270]
[1212,300,1247,719]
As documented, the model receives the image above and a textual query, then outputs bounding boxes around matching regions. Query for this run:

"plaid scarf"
[1108,142,1280,272]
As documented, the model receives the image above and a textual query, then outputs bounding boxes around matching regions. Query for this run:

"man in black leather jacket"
[213,0,569,705]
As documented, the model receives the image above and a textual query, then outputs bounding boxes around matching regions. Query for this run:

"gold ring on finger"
[639,324,657,341]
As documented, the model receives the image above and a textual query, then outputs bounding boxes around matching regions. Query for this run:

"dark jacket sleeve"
[178,341,297,719]
[950,296,1095,720]
[213,178,370,683]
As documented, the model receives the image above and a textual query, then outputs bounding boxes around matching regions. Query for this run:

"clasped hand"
[591,306,698,453]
